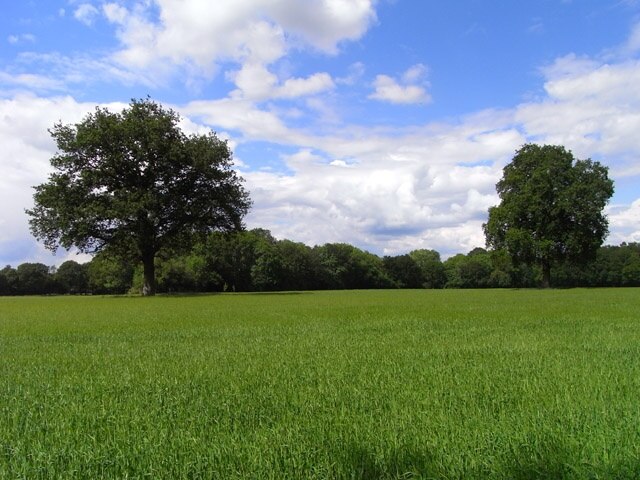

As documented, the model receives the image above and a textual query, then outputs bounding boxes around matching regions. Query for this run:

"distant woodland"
[2,229,639,295]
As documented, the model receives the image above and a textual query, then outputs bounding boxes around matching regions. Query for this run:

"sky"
[1,0,640,267]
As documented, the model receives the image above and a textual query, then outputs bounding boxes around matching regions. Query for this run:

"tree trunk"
[541,262,551,289]
[142,254,156,296]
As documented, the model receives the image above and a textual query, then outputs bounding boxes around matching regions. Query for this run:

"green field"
[1,289,639,479]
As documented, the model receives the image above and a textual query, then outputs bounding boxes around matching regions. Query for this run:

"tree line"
[2,231,638,295]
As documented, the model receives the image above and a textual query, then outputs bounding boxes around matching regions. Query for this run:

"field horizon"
[2,288,639,479]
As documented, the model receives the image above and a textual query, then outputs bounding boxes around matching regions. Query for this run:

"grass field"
[1,289,639,479]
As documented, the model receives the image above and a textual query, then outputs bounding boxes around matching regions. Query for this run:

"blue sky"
[1,0,640,266]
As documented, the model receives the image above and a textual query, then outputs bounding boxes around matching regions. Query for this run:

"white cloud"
[369,64,431,104]
[0,95,94,159]
[228,62,279,101]
[370,75,430,104]
[186,20,640,255]
[6,51,164,91]
[610,199,640,229]
[380,221,487,258]
[185,29,640,256]
[337,62,365,85]
[7,34,36,45]
[0,72,66,92]
[267,0,377,53]
[103,3,128,24]
[74,3,100,26]
[103,3,164,72]
[5,0,371,102]
[539,53,600,80]
[402,63,428,83]
[625,22,640,54]
[543,61,640,104]
[3,12,640,265]
[516,57,640,165]
[3,46,640,263]
[102,0,375,82]
[278,73,335,98]
[236,122,516,255]
[227,62,335,101]
[604,20,640,59]
[607,200,640,244]
[242,152,499,256]
[0,95,127,266]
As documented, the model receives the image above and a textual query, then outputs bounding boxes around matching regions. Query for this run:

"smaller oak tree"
[483,144,613,288]
[27,98,251,296]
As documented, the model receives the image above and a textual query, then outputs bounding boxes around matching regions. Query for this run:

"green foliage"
[86,251,134,294]
[155,256,198,293]
[0,271,7,295]
[2,289,640,478]
[443,254,467,288]
[27,98,250,295]
[314,243,394,289]
[409,249,446,288]
[0,266,18,295]
[15,263,55,295]
[250,242,284,292]
[595,243,640,286]
[443,250,493,288]
[55,260,89,294]
[2,233,639,296]
[622,252,640,286]
[274,240,323,291]
[198,230,266,292]
[383,254,423,288]
[462,248,493,288]
[550,242,640,287]
[484,144,614,287]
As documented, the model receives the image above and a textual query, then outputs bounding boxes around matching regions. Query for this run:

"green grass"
[1,289,639,479]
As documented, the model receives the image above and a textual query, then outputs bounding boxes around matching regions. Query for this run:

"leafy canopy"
[483,144,613,287]
[27,98,251,295]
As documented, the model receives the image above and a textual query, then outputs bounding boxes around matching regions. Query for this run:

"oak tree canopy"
[484,144,614,287]
[27,98,251,296]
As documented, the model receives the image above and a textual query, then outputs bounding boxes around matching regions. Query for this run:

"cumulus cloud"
[4,1,372,105]
[187,31,640,255]
[516,55,640,178]
[369,64,431,104]
[0,90,517,263]
[242,154,499,256]
[185,98,312,145]
[608,199,640,244]
[227,63,334,101]
[74,3,100,26]
[278,73,335,98]
[4,49,640,262]
[268,0,377,53]
[101,0,375,80]
[235,121,515,256]
[0,95,126,266]
[2,9,640,264]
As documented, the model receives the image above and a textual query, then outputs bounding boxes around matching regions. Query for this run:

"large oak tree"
[483,144,613,288]
[27,98,251,296]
